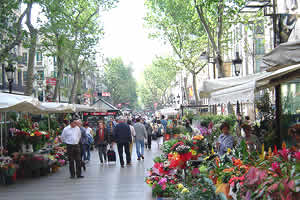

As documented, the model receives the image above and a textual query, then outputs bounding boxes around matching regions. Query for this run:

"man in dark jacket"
[113,117,132,167]
[95,120,109,164]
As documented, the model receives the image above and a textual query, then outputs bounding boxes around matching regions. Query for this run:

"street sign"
[46,78,56,86]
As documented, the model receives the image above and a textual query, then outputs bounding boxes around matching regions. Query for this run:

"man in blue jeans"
[133,118,147,160]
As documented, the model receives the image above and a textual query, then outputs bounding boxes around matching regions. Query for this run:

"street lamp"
[5,64,15,93]
[232,52,242,76]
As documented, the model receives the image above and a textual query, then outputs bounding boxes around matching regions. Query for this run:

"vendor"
[241,124,261,152]
[216,122,234,156]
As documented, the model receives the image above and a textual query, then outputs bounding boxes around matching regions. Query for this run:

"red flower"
[45,134,50,139]
[34,131,42,137]
[270,162,280,172]
[279,149,289,161]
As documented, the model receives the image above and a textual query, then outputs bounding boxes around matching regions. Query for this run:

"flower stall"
[145,116,300,200]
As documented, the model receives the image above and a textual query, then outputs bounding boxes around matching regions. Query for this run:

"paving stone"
[0,138,164,200]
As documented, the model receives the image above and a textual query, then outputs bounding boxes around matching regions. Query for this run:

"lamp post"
[232,52,242,76]
[5,64,15,93]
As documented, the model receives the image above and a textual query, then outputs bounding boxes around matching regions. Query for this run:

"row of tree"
[0,0,118,103]
[140,0,258,108]
[101,57,138,109]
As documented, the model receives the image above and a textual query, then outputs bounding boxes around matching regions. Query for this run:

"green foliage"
[138,56,177,109]
[102,57,137,107]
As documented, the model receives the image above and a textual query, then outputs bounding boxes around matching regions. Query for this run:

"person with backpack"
[95,120,109,165]
[133,118,147,160]
[84,122,94,161]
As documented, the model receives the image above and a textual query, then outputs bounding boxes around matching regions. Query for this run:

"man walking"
[133,118,147,160]
[77,120,88,163]
[144,119,153,150]
[113,117,132,168]
[61,119,83,178]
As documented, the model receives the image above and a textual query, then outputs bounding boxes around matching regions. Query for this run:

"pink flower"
[294,152,300,160]
[158,177,167,185]
[270,162,280,172]
[279,149,289,161]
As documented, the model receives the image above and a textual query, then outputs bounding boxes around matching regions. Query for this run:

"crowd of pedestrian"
[60,115,167,178]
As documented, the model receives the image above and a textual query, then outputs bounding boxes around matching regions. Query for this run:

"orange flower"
[215,157,220,168]
[223,168,234,173]
[233,159,243,167]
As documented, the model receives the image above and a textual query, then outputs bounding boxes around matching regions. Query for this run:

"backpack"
[87,134,94,144]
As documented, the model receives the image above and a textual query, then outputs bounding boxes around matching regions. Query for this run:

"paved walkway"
[0,138,163,200]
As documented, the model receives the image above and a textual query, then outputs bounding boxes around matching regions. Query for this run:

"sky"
[100,0,170,81]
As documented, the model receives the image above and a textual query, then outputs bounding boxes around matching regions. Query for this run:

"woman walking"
[95,121,108,165]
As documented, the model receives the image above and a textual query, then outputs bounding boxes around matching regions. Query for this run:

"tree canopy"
[139,56,177,109]
[102,57,137,108]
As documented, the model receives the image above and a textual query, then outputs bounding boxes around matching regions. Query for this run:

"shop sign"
[83,112,117,116]
[46,78,56,86]
[102,92,111,97]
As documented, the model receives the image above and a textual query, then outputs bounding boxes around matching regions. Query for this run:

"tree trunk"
[53,35,64,101]
[69,67,80,104]
[24,1,38,96]
[192,72,199,105]
[184,76,189,104]
[194,1,225,78]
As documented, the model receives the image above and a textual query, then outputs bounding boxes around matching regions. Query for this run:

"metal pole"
[48,114,51,132]
[1,113,3,157]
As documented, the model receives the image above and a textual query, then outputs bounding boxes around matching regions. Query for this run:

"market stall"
[145,115,300,200]
[0,94,71,185]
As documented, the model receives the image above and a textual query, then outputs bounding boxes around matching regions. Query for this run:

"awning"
[262,40,300,72]
[207,64,300,105]
[256,63,300,89]
[92,98,118,112]
[75,104,98,113]
[199,73,263,97]
[0,93,43,113]
[159,107,178,116]
[40,102,76,113]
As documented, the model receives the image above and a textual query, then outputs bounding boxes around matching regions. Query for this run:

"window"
[23,71,27,85]
[53,56,57,66]
[255,58,262,73]
[18,70,22,86]
[36,52,43,65]
[255,22,264,35]
[37,71,44,80]
[22,52,28,65]
[255,38,265,55]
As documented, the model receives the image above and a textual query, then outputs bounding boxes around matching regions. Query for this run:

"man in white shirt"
[61,119,83,178]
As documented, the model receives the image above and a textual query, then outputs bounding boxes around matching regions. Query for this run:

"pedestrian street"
[0,139,163,200]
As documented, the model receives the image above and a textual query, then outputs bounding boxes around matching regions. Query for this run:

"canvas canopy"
[159,107,178,116]
[0,93,43,113]
[202,64,300,105]
[40,102,76,113]
[75,104,98,113]
[262,40,300,72]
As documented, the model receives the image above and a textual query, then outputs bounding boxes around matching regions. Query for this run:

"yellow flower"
[204,156,210,160]
[190,149,197,156]
[177,183,184,190]
[227,148,231,154]
[30,133,35,136]
[181,188,189,193]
